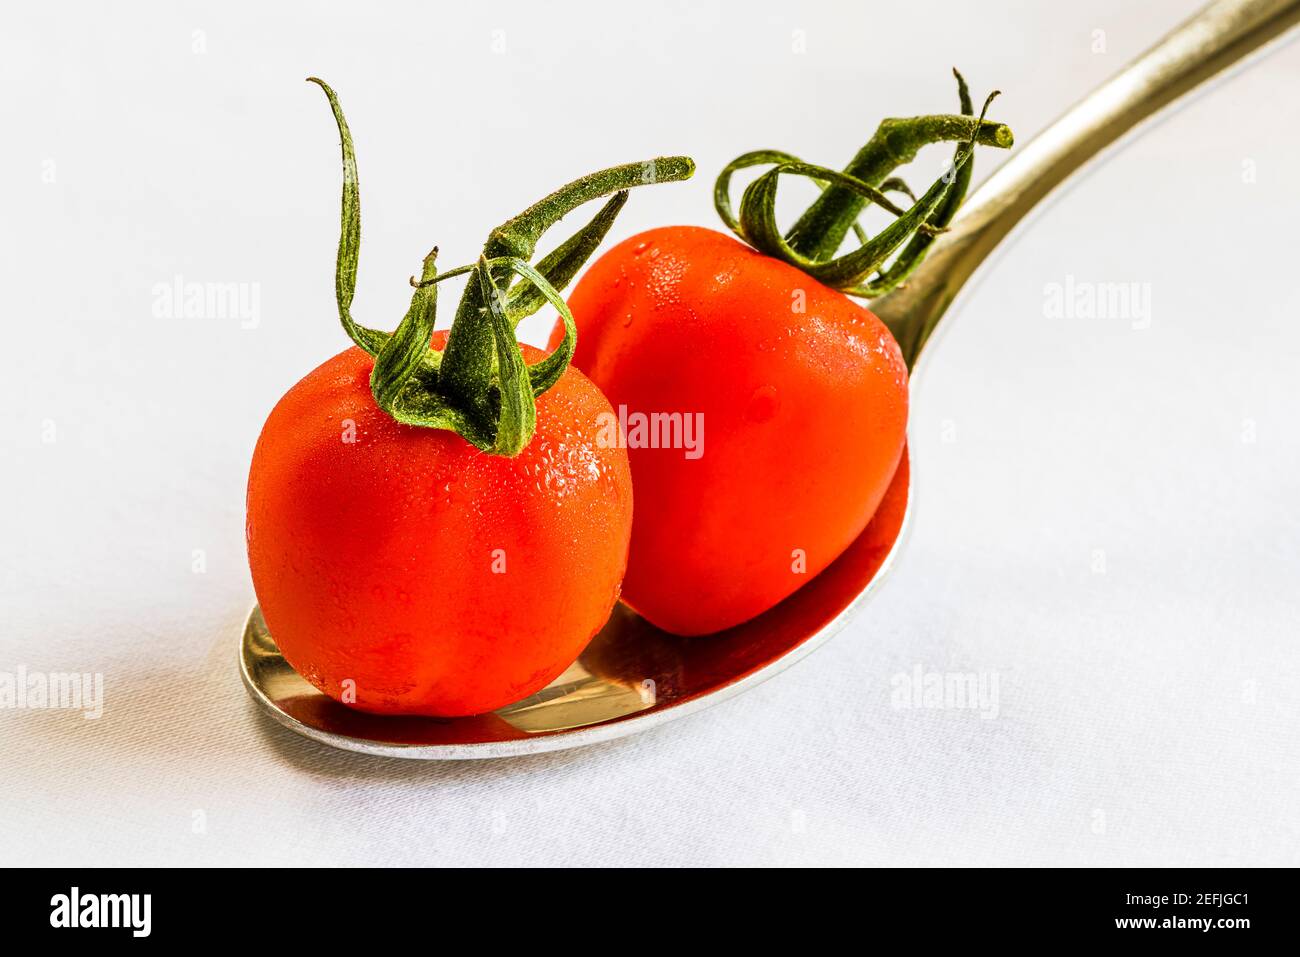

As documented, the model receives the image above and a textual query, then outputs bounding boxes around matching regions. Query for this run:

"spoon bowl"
[242,452,910,758]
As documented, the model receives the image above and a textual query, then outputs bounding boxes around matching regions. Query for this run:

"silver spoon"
[242,0,1300,759]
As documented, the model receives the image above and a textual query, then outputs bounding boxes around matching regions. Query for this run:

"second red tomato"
[552,225,908,636]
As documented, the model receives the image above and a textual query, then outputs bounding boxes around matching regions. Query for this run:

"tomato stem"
[713,70,1014,356]
[437,158,693,432]
[308,78,695,455]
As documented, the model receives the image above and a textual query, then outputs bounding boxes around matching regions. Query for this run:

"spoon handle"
[873,0,1300,365]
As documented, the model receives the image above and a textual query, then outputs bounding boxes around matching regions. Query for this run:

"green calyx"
[308,78,694,456]
[713,69,1012,301]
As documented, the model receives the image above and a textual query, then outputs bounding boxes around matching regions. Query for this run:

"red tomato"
[550,226,907,636]
[246,333,633,717]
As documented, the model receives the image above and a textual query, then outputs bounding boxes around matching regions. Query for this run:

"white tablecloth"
[2,0,1297,866]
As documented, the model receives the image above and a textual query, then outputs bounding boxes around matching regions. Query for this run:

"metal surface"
[241,0,1299,758]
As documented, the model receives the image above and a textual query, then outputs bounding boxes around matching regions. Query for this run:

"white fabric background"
[2,0,1297,867]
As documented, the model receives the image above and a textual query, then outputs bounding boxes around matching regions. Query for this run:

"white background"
[2,0,1297,866]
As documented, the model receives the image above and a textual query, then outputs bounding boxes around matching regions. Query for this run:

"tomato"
[246,80,693,715]
[549,73,1009,636]
[551,226,908,636]
[247,333,633,717]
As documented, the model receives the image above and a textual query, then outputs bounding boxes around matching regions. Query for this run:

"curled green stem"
[713,70,1013,300]
[306,77,390,356]
[438,157,694,426]
[309,77,694,455]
